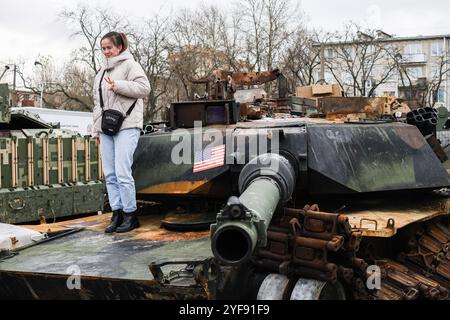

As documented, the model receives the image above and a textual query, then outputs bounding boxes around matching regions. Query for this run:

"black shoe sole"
[116,222,140,234]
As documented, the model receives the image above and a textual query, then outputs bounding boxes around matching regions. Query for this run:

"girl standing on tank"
[92,32,150,233]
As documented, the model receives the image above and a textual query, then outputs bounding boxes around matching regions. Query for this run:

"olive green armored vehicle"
[0,83,104,225]
[0,73,448,301]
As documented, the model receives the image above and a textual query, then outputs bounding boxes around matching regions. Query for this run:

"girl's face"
[101,38,122,58]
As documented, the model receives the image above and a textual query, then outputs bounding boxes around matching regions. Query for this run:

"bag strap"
[98,69,137,116]
[98,70,107,110]
[125,100,137,117]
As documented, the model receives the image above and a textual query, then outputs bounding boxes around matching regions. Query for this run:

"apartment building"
[320,33,450,110]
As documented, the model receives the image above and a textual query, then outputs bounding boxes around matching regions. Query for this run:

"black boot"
[116,211,140,233]
[105,210,124,234]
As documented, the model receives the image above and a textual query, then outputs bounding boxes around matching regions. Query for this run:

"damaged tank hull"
[133,120,449,202]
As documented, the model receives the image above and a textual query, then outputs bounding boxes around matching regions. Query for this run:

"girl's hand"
[105,77,115,92]
[95,137,100,145]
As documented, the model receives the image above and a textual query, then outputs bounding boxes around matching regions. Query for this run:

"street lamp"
[0,65,10,81]
[34,61,44,108]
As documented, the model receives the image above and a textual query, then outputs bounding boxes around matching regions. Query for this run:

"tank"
[130,111,449,300]
[0,83,104,224]
[0,76,448,301]
[129,74,450,300]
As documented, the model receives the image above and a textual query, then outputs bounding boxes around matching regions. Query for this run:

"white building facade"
[320,34,450,110]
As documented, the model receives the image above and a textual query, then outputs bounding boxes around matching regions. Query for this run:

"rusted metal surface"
[436,260,450,279]
[252,204,450,300]
[0,212,214,299]
[23,213,210,242]
[418,234,444,254]
[317,96,411,121]
[139,180,211,195]
[0,228,211,279]
[368,218,450,300]
[398,221,450,288]
[253,205,369,299]
[149,258,217,300]
[214,69,281,88]
[376,281,417,300]
[377,259,448,300]
[22,214,111,234]
[346,197,450,238]
[3,195,449,300]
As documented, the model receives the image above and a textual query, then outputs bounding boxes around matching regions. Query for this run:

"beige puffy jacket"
[92,50,150,137]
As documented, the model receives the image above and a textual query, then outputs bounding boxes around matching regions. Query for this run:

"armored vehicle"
[0,73,448,301]
[0,84,104,224]
[131,108,449,300]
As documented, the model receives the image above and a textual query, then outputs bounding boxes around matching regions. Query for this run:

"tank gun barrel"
[211,154,296,266]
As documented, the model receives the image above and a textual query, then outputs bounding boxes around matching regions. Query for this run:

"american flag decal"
[193,144,226,173]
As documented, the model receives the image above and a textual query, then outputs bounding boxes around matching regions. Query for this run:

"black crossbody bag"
[99,70,137,136]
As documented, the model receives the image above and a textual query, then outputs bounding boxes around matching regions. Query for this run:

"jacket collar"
[104,50,133,70]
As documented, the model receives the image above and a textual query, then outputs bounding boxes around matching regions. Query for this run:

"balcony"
[400,53,427,64]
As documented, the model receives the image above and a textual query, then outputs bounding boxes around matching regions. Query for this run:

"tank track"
[252,205,450,300]
[375,219,450,300]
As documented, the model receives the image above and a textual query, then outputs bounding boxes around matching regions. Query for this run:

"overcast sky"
[1,0,449,82]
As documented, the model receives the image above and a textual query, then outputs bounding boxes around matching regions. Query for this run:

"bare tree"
[398,55,450,108]
[60,5,128,74]
[263,0,293,71]
[282,30,323,88]
[238,0,300,72]
[221,14,246,71]
[169,5,245,100]
[15,5,131,112]
[239,0,265,72]
[169,8,199,98]
[324,23,401,97]
[128,14,173,121]
[16,56,93,111]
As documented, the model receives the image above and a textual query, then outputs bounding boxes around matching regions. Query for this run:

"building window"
[404,43,422,55]
[324,71,334,84]
[431,41,445,56]
[431,65,441,79]
[386,70,399,81]
[365,79,374,88]
[383,91,397,97]
[325,48,334,59]
[367,45,376,55]
[315,70,321,82]
[433,88,446,104]
[343,47,355,59]
[342,71,353,85]
[405,67,423,80]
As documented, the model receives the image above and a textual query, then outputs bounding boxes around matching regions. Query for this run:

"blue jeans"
[100,128,141,214]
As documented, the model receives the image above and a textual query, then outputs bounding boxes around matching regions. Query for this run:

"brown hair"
[101,32,128,53]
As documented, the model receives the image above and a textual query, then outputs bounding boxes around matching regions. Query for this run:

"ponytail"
[101,31,128,53]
